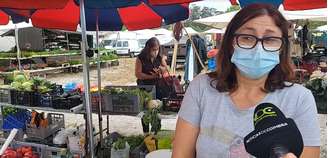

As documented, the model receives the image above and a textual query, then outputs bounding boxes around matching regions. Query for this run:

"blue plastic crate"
[2,110,30,130]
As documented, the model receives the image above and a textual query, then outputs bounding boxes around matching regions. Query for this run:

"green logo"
[254,107,277,126]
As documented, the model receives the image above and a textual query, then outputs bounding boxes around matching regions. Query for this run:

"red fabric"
[230,0,239,5]
[149,0,198,5]
[283,0,327,10]
[118,3,162,30]
[0,0,69,9]
[0,11,9,25]
[31,0,79,31]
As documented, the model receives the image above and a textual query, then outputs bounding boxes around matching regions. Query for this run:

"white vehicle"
[110,39,142,57]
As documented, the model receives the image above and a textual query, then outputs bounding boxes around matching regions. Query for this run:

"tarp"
[203,28,225,34]
[316,25,328,31]
[232,0,326,11]
[184,27,198,35]
[195,8,327,29]
[0,21,33,31]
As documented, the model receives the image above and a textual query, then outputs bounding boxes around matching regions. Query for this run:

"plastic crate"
[39,93,53,107]
[102,93,140,115]
[26,113,64,139]
[3,129,25,141]
[0,88,11,103]
[2,110,30,130]
[52,96,82,109]
[101,86,156,115]
[13,90,33,106]
[86,92,102,112]
[104,85,156,100]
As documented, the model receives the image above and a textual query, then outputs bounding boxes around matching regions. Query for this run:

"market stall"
[0,0,191,158]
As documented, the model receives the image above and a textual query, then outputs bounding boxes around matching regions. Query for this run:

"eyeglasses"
[234,34,284,52]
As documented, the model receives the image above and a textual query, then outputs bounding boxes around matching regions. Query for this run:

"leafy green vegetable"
[21,81,33,91]
[11,81,23,90]
[305,77,327,113]
[158,137,172,149]
[103,87,153,107]
[124,135,144,150]
[2,107,18,117]
[113,138,127,150]
[142,108,161,134]
[14,74,27,83]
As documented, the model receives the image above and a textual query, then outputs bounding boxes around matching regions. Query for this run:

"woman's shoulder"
[275,82,312,97]
[187,74,216,93]
[190,74,212,85]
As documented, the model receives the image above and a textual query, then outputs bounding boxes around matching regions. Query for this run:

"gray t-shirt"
[178,74,321,158]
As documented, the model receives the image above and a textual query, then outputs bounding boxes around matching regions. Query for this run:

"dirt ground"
[47,57,138,85]
[46,57,327,157]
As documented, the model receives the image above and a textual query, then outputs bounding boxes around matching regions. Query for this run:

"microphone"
[244,103,304,158]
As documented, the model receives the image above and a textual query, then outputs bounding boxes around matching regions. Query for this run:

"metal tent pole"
[79,0,95,157]
[95,13,104,148]
[14,25,22,71]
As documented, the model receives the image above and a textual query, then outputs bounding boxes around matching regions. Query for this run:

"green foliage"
[103,87,153,107]
[100,53,118,61]
[124,135,144,150]
[113,138,126,150]
[4,74,14,84]
[2,107,19,117]
[14,74,27,83]
[184,5,223,32]
[69,60,81,65]
[305,77,327,99]
[0,50,80,58]
[142,108,161,134]
[295,20,326,30]
[155,130,174,149]
[158,137,172,149]
[31,77,54,93]
[305,77,327,113]
[11,75,54,93]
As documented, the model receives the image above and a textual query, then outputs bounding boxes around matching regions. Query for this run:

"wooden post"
[170,40,179,74]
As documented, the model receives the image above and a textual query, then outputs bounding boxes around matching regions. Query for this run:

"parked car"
[106,40,142,57]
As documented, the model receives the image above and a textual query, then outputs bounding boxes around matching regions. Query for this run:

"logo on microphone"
[254,107,277,126]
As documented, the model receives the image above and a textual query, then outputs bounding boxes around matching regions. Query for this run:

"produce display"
[0,50,119,73]
[0,74,175,158]
[305,75,327,114]
[6,74,82,109]
[142,108,161,135]
[104,87,153,107]
[0,50,80,58]
[1,146,39,158]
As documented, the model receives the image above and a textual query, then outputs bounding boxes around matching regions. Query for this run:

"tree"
[183,5,221,32]
[295,20,326,30]
[190,4,202,20]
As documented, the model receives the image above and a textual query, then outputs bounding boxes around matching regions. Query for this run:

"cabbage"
[14,74,27,83]
[11,81,23,90]
[22,81,33,91]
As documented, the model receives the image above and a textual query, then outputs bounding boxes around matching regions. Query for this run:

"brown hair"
[139,37,161,61]
[208,3,294,93]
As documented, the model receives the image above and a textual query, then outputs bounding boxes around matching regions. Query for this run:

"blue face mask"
[231,44,280,79]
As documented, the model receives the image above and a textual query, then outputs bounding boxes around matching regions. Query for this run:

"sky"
[191,0,233,11]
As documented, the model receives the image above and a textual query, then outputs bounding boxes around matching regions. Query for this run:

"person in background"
[135,37,168,97]
[172,3,320,158]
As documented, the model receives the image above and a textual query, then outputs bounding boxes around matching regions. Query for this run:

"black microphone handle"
[269,144,290,158]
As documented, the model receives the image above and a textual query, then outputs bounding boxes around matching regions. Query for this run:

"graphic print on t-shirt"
[200,126,252,158]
